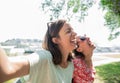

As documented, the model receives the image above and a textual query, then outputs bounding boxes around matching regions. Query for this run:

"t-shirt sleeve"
[24,50,52,82]
[26,53,40,73]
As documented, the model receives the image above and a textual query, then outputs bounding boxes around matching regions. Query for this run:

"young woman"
[0,19,95,83]
[72,36,96,83]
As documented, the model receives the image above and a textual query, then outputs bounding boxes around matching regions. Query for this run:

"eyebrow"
[64,26,73,32]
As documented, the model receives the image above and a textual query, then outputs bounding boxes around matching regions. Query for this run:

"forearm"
[0,48,13,82]
[85,58,96,83]
[84,58,93,68]
[0,48,11,73]
[84,50,94,68]
[0,48,30,82]
[84,58,96,78]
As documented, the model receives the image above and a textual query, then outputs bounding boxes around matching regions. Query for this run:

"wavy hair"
[42,19,72,65]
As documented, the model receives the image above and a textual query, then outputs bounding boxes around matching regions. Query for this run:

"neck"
[59,47,70,68]
[60,61,69,68]
[60,51,69,68]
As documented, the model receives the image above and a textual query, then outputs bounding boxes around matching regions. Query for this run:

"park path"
[93,52,120,66]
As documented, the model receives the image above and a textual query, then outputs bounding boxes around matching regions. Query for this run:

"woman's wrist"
[84,59,93,68]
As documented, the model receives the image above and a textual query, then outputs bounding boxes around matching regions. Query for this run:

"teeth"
[71,39,76,42]
[71,39,77,44]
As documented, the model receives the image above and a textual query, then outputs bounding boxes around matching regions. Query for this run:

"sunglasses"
[79,36,86,41]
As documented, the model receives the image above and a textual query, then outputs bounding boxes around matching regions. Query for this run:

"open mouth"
[70,36,86,48]
[71,39,76,44]
[70,38,77,48]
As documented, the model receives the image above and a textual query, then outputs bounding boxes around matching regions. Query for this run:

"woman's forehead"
[58,23,73,34]
[63,22,72,29]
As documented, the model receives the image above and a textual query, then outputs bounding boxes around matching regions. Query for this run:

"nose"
[72,31,77,36]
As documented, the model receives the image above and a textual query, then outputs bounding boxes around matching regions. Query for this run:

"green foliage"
[99,0,120,40]
[40,0,120,40]
[40,0,95,21]
[4,79,15,83]
[95,62,120,83]
[41,0,65,20]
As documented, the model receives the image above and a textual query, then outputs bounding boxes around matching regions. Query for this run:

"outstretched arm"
[0,48,30,83]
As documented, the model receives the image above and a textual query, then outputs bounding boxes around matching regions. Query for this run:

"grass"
[3,79,15,83]
[95,61,120,83]
[3,76,28,83]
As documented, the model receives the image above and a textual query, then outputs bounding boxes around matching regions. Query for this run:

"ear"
[52,37,59,44]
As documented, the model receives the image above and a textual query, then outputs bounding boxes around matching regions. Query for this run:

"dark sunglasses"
[79,36,86,41]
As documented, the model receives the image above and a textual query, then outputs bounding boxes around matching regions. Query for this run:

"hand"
[76,36,95,60]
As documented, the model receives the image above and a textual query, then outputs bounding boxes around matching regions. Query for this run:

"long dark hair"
[42,19,72,65]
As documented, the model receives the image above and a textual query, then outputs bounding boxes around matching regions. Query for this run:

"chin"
[69,43,76,50]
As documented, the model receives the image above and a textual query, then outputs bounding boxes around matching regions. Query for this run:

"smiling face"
[55,22,77,54]
[42,19,77,64]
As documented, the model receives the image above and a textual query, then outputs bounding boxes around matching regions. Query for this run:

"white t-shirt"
[25,49,74,83]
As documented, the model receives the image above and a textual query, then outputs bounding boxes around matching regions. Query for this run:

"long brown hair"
[42,19,72,65]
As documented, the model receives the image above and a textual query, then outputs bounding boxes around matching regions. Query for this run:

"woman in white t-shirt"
[0,19,95,83]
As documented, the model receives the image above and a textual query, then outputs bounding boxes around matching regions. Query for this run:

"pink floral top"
[72,58,96,83]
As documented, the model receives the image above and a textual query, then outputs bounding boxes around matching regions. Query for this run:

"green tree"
[40,0,120,40]
[99,0,120,40]
[40,0,95,21]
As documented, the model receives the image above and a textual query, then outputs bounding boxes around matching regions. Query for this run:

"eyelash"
[66,29,72,33]
[66,27,73,34]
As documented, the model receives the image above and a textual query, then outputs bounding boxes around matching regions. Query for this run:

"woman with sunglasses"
[0,19,95,83]
[72,36,96,83]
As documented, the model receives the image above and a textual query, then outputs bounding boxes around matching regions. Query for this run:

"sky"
[0,0,119,47]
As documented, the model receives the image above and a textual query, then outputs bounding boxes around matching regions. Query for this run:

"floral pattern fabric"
[73,58,96,83]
